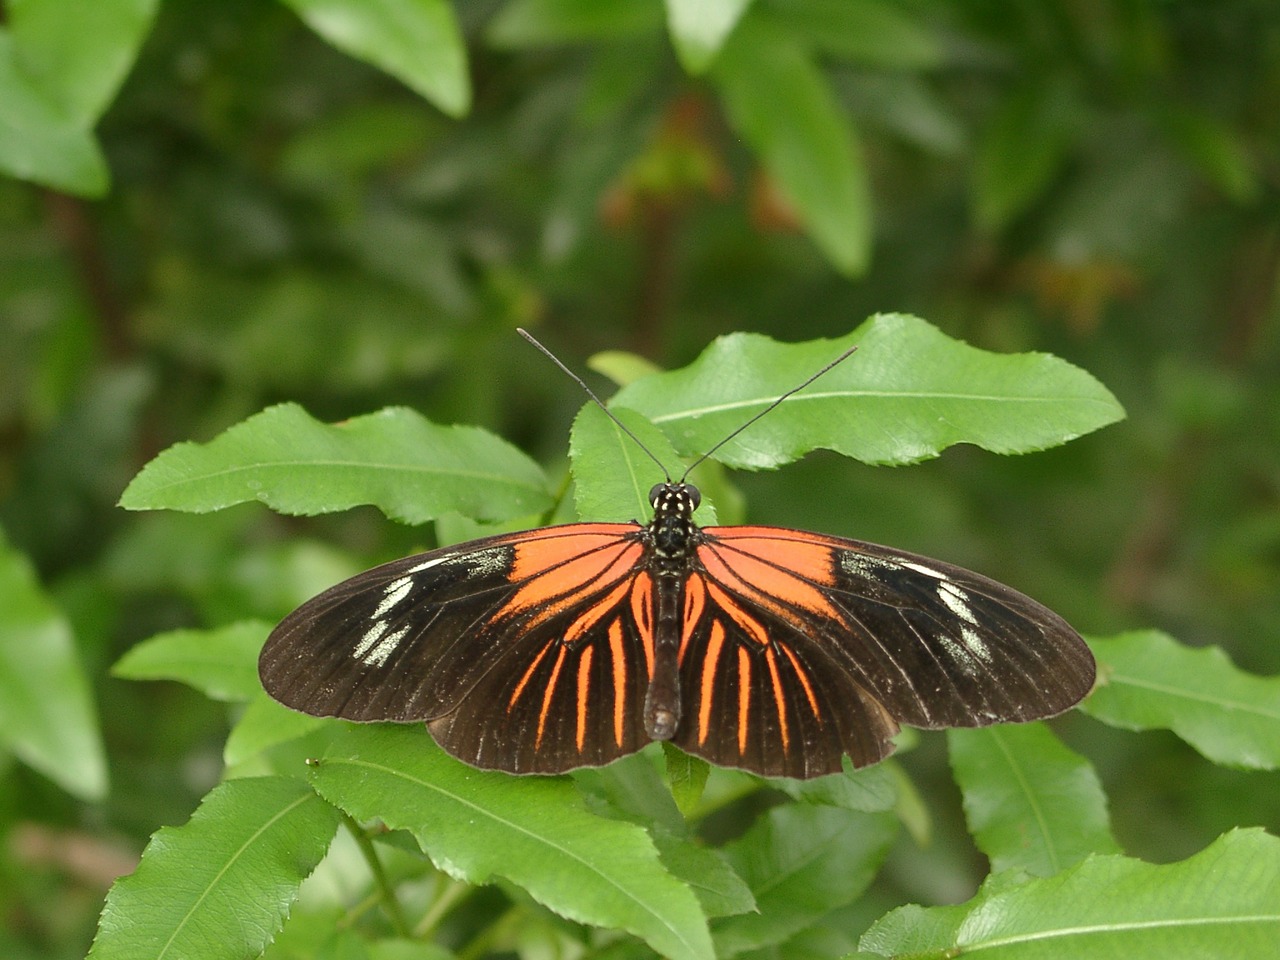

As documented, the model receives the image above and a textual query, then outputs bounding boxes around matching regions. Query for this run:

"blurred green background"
[2,1,1279,957]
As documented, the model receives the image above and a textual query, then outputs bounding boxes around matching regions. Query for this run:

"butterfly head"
[649,481,701,520]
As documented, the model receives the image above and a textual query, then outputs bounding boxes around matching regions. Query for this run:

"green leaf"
[1158,105,1258,202]
[652,830,756,919]
[89,777,341,960]
[948,724,1119,877]
[974,80,1084,230]
[0,529,107,801]
[112,620,270,702]
[1083,630,1280,770]
[713,17,870,274]
[280,0,470,117]
[588,349,663,388]
[119,403,552,525]
[768,0,941,69]
[225,694,326,768]
[8,0,159,124]
[664,0,753,73]
[0,33,108,195]
[310,724,714,960]
[774,761,897,813]
[613,314,1125,469]
[713,805,897,955]
[570,403,719,523]
[860,828,1280,958]
[488,0,664,46]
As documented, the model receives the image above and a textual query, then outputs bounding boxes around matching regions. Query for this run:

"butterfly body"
[260,480,1094,779]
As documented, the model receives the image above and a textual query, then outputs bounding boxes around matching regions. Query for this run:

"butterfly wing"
[259,524,658,774]
[675,526,1095,778]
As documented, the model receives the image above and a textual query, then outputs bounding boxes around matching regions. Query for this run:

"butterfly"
[259,332,1095,779]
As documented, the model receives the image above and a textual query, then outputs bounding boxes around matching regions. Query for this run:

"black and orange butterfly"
[260,332,1095,779]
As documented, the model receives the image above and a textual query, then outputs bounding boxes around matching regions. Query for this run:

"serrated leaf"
[613,314,1124,469]
[664,0,752,73]
[0,530,107,801]
[713,15,870,274]
[713,805,897,955]
[119,403,551,525]
[652,830,756,919]
[112,620,270,702]
[8,0,158,124]
[280,0,470,117]
[89,777,341,960]
[1083,630,1280,770]
[0,33,108,195]
[310,724,714,960]
[860,828,1280,958]
[773,761,897,813]
[949,724,1119,877]
[570,403,719,523]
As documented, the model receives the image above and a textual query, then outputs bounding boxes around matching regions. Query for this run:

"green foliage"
[4,2,1280,959]
[861,828,1280,958]
[1084,630,1280,770]
[120,404,552,525]
[88,777,341,960]
[0,531,107,801]
[612,314,1124,468]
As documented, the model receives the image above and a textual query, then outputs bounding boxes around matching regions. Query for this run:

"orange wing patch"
[698,530,840,624]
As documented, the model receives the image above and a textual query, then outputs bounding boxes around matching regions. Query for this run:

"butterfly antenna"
[679,341,859,481]
[518,328,672,481]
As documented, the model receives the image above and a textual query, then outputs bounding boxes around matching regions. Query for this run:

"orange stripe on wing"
[737,647,751,756]
[509,640,554,712]
[705,581,771,646]
[563,579,631,644]
[536,645,568,750]
[778,642,821,719]
[680,575,706,662]
[697,620,726,746]
[576,646,593,753]
[630,574,655,679]
[608,619,626,748]
[764,645,790,753]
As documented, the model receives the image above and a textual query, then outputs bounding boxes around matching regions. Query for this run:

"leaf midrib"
[156,791,314,960]
[643,388,1119,423]
[325,755,708,960]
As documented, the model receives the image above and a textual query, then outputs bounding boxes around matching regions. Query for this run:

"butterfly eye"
[649,483,666,507]
[685,485,701,511]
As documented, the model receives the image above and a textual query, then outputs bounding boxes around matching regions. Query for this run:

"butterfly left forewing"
[259,524,657,774]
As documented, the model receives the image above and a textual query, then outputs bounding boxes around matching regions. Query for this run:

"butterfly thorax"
[645,482,702,574]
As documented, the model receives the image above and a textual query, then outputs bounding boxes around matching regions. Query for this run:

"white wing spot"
[467,547,510,576]
[353,619,389,660]
[960,624,993,663]
[407,555,451,574]
[363,625,411,667]
[374,576,414,618]
[937,580,979,626]
[903,560,946,579]
[840,552,898,578]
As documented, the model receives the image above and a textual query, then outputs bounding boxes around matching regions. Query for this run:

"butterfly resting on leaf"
[259,333,1095,780]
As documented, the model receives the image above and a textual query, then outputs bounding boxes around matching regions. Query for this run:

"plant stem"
[342,813,411,938]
